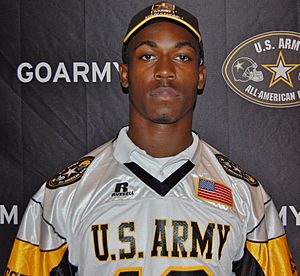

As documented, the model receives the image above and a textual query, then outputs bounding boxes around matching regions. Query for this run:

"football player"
[6,2,297,275]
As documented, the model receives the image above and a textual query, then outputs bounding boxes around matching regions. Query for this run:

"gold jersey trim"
[6,239,68,275]
[246,235,298,275]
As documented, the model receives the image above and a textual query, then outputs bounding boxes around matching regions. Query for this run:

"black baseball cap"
[123,2,202,44]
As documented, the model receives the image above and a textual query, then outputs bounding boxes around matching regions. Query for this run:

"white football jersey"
[6,128,297,276]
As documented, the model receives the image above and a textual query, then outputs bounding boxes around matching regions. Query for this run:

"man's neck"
[128,119,193,158]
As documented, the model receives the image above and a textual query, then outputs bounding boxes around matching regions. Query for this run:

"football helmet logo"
[232,57,264,82]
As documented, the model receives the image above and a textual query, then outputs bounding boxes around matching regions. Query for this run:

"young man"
[6,2,297,275]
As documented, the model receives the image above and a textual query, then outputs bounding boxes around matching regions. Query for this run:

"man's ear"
[197,65,207,93]
[119,63,129,88]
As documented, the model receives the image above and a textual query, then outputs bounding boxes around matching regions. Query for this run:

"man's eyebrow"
[134,40,157,50]
[175,41,196,50]
[134,40,196,51]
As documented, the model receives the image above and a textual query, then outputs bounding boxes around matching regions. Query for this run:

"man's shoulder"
[29,138,118,222]
[197,139,272,222]
[45,138,116,190]
[197,139,260,188]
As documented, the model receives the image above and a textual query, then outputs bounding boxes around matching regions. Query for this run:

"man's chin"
[150,115,178,124]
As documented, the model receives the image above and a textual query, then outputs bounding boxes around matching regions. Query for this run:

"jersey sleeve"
[5,184,76,276]
[213,153,297,275]
[5,155,95,275]
[233,183,298,276]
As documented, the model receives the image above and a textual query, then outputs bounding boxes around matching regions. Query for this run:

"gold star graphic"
[262,51,300,88]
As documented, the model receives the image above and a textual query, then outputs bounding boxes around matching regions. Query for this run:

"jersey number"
[115,266,212,276]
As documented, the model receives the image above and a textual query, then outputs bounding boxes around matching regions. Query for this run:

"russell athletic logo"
[112,182,134,197]
[222,31,300,108]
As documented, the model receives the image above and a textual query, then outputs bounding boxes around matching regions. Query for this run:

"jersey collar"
[113,126,199,165]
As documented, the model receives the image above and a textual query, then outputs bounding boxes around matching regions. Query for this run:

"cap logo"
[146,2,183,21]
[151,3,176,15]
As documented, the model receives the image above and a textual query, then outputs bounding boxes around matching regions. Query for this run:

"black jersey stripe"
[232,246,265,276]
[124,160,195,196]
[31,198,67,241]
[50,248,78,276]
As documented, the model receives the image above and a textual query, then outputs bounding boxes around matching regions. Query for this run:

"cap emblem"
[147,2,183,20]
[151,3,176,15]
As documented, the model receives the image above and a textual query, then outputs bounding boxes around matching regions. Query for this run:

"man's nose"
[154,57,175,81]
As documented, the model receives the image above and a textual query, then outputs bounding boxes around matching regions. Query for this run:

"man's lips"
[149,87,179,98]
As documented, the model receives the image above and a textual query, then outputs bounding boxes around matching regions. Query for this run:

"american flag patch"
[197,178,233,207]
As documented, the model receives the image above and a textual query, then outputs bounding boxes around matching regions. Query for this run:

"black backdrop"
[1,0,299,272]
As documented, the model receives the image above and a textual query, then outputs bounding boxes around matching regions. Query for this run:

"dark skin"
[119,22,207,157]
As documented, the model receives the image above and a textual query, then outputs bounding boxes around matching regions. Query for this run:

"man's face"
[120,21,206,125]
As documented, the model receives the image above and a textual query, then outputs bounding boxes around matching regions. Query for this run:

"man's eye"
[176,54,190,62]
[140,54,155,61]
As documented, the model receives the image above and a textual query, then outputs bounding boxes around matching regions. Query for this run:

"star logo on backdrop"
[262,51,300,88]
[222,31,300,107]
